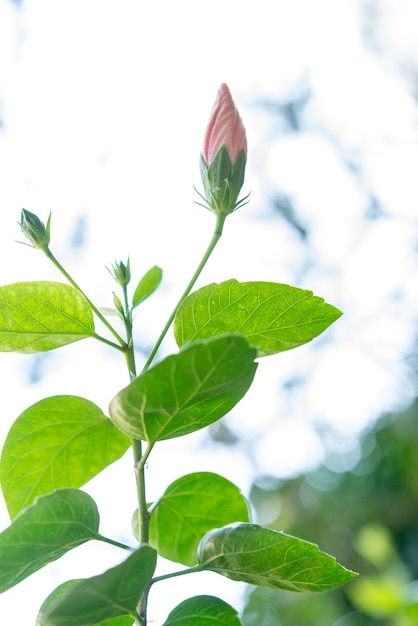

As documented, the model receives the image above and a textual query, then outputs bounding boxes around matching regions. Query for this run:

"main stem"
[120,287,149,545]
[126,213,226,625]
[120,284,150,624]
[142,212,227,372]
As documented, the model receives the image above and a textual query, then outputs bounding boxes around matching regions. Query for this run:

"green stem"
[97,534,136,552]
[142,213,226,372]
[44,247,126,347]
[137,442,155,473]
[121,284,137,379]
[151,565,202,585]
[118,287,150,623]
[119,286,149,543]
[132,438,149,544]
[91,332,125,351]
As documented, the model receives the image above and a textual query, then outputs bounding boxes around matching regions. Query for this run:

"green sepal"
[199,147,247,215]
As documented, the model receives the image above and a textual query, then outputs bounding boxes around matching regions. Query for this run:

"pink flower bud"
[202,83,247,167]
[198,84,249,217]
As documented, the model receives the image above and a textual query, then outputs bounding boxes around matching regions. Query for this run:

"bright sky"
[0,0,418,624]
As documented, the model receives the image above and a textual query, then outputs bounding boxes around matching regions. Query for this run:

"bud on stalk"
[199,83,249,216]
[108,259,131,287]
[19,209,51,250]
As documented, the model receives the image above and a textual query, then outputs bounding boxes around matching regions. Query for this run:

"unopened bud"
[108,259,131,287]
[19,209,51,250]
[199,84,249,216]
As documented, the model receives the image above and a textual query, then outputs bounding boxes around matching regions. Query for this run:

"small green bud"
[19,209,51,250]
[108,259,131,286]
[113,292,125,316]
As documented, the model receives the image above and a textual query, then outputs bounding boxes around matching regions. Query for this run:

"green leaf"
[197,522,358,592]
[132,266,163,309]
[37,580,134,626]
[148,472,250,566]
[0,488,100,593]
[37,546,157,626]
[0,281,95,353]
[174,280,342,357]
[1,395,130,519]
[92,618,134,626]
[109,335,257,442]
[163,595,242,625]
[38,581,135,626]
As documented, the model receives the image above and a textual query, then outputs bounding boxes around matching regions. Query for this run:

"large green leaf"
[0,488,100,593]
[37,546,157,626]
[37,581,135,626]
[197,523,357,592]
[88,618,134,626]
[37,580,82,626]
[1,396,130,519]
[174,280,342,356]
[148,472,250,566]
[163,595,242,625]
[0,281,95,353]
[109,335,257,442]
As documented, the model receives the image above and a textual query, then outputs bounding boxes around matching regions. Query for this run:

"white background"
[0,0,418,623]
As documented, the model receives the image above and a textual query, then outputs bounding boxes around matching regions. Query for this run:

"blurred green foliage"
[242,397,418,625]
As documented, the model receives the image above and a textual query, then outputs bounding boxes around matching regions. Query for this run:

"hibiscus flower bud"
[19,209,51,250]
[108,258,131,287]
[199,83,249,216]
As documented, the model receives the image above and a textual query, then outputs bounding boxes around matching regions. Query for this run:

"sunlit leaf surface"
[198,522,357,592]
[109,335,257,441]
[174,280,342,356]
[1,395,130,518]
[0,281,95,352]
[148,472,250,565]
[0,489,100,593]
[163,595,242,625]
[37,546,157,626]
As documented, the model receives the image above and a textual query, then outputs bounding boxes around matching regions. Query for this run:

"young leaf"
[0,281,95,353]
[163,595,242,625]
[197,522,357,592]
[37,546,157,626]
[132,266,163,309]
[148,472,250,566]
[1,395,130,519]
[109,335,257,442]
[0,488,100,593]
[174,279,342,357]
